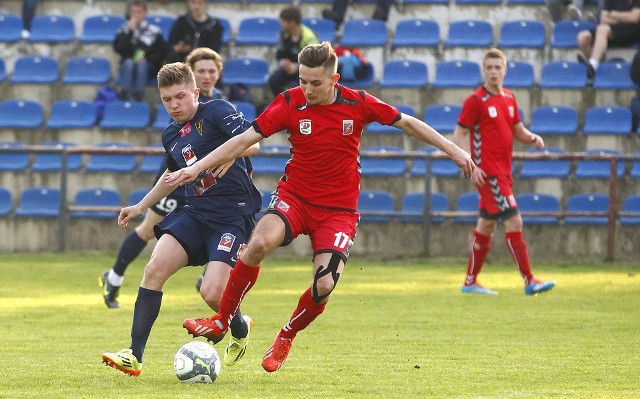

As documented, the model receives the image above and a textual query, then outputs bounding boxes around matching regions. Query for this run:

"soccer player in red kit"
[453,48,556,296]
[166,41,475,372]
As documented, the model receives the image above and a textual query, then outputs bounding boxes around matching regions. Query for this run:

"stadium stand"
[379,60,429,88]
[222,58,269,87]
[10,56,58,84]
[28,15,75,43]
[80,14,126,44]
[539,61,588,89]
[444,20,493,47]
[574,149,625,179]
[360,146,407,176]
[620,195,640,225]
[70,188,121,219]
[410,146,460,177]
[251,145,290,174]
[152,103,171,131]
[0,188,12,217]
[358,190,395,222]
[453,192,479,223]
[391,19,440,48]
[47,100,97,129]
[302,17,336,43]
[399,191,448,223]
[515,193,560,224]
[340,19,388,47]
[529,106,578,136]
[564,193,609,224]
[503,61,535,89]
[0,99,44,129]
[431,60,481,88]
[0,141,30,171]
[31,141,82,172]
[15,187,61,218]
[235,17,280,46]
[0,13,22,42]
[62,56,111,85]
[139,144,164,174]
[497,20,546,48]
[519,148,571,178]
[550,20,595,49]
[583,106,632,135]
[85,143,137,173]
[99,101,150,130]
[422,104,461,134]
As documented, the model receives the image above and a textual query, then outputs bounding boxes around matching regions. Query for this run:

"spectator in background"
[167,0,224,63]
[21,0,38,39]
[322,0,393,27]
[577,0,640,79]
[268,7,318,97]
[547,0,602,22]
[113,0,166,101]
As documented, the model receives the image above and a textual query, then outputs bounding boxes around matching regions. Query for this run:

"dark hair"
[298,41,338,75]
[157,62,196,89]
[186,47,223,73]
[279,6,302,24]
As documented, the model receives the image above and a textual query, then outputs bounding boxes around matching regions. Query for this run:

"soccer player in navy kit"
[101,62,262,376]
[452,48,556,296]
[99,48,227,309]
[167,42,475,372]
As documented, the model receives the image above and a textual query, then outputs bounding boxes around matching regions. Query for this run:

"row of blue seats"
[0,13,598,51]
[2,186,638,225]
[0,98,637,136]
[2,141,639,179]
[2,55,636,91]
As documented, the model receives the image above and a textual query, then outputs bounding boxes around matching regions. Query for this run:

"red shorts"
[477,175,519,219]
[265,190,359,259]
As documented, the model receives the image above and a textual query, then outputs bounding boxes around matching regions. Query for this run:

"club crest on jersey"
[182,144,197,166]
[508,106,515,118]
[342,120,354,135]
[488,106,497,118]
[195,119,204,136]
[299,119,312,135]
[179,122,192,137]
[217,233,236,252]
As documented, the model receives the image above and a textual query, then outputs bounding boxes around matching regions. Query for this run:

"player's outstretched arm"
[119,170,176,228]
[165,128,263,185]
[513,122,544,149]
[395,113,475,178]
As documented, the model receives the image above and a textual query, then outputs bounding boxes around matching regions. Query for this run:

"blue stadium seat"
[551,19,595,48]
[529,106,578,135]
[152,103,171,130]
[423,104,461,134]
[340,19,388,47]
[630,151,640,179]
[86,142,137,173]
[403,0,448,4]
[358,190,395,222]
[0,13,22,42]
[70,188,121,219]
[361,146,407,176]
[223,58,269,87]
[399,192,449,223]
[391,19,440,48]
[10,56,58,84]
[0,99,44,128]
[80,14,126,43]
[620,195,640,225]
[456,0,500,4]
[539,61,588,89]
[410,146,460,177]
[565,193,609,224]
[367,104,415,134]
[432,60,481,88]
[302,17,336,43]
[0,59,5,81]
[251,145,290,174]
[519,148,570,178]
[575,149,625,179]
[15,187,61,218]
[516,193,560,224]
[444,20,493,47]
[31,141,82,172]
[498,20,546,48]
[508,0,545,4]
[593,61,636,89]
[139,144,165,174]
[0,188,12,216]
[218,17,231,46]
[0,141,30,171]
[379,60,428,88]
[231,101,257,121]
[62,56,111,84]
[504,61,535,88]
[454,192,479,223]
[129,188,149,206]
[235,17,280,46]
[28,15,75,43]
[146,15,175,41]
[99,101,150,129]
[583,106,632,135]
[47,100,97,129]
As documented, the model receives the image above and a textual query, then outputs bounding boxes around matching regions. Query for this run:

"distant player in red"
[453,48,556,296]
[166,41,475,372]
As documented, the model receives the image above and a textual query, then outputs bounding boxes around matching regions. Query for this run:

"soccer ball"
[173,341,221,383]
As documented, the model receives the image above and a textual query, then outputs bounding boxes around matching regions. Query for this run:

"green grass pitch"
[0,253,638,398]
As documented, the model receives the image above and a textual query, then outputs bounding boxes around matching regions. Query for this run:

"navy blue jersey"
[162,100,261,218]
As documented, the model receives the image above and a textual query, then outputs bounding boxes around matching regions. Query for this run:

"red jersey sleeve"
[457,94,481,129]
[253,93,289,138]
[362,91,401,125]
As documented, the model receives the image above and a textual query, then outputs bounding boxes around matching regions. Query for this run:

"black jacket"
[113,20,166,68]
[167,14,223,63]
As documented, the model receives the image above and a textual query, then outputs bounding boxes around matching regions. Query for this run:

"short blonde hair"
[483,48,507,66]
[185,47,224,73]
[157,62,196,89]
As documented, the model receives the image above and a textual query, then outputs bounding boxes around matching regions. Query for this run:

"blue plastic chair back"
[223,58,269,86]
[358,190,395,222]
[62,56,111,84]
[152,104,172,130]
[410,146,460,177]
[504,61,535,88]
[551,20,595,48]
[47,100,97,129]
[540,61,588,88]
[139,144,165,174]
[583,106,632,135]
[32,141,82,172]
[0,141,29,171]
[529,106,578,135]
[302,17,336,43]
[0,13,22,42]
[218,17,231,46]
[516,193,560,224]
[423,104,461,134]
[379,60,428,88]
[0,188,12,216]
[341,19,388,47]
[0,99,44,128]
[575,149,624,179]
[70,188,121,219]
[235,17,280,46]
[85,142,137,173]
[80,14,126,43]
[15,187,61,218]
[28,15,75,42]
[367,104,415,134]
[498,20,546,48]
[519,148,570,178]
[432,60,481,88]
[100,101,150,129]
[400,192,449,223]
[251,145,290,174]
[445,20,493,47]
[392,19,440,47]
[10,56,58,84]
[361,146,407,176]
[454,192,479,223]
[231,101,257,121]
[593,61,636,89]
[621,195,640,225]
[565,193,609,224]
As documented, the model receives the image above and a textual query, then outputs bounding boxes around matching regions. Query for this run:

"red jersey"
[253,84,400,211]
[457,86,521,176]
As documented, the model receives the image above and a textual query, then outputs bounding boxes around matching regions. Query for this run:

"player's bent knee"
[312,252,342,303]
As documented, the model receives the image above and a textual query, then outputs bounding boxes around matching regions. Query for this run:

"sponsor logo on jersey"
[508,106,514,118]
[195,119,204,136]
[231,243,247,262]
[217,233,236,252]
[488,106,497,118]
[182,144,197,166]
[179,122,192,137]
[277,199,290,213]
[299,119,312,135]
[194,172,216,195]
[342,120,354,135]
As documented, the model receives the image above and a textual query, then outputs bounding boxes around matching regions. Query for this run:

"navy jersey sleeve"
[204,100,253,139]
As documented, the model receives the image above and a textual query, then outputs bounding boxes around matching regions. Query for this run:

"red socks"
[280,288,326,340]
[464,230,491,286]
[505,231,534,285]
[219,259,260,325]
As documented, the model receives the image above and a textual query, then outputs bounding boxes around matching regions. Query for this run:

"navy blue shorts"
[154,207,255,266]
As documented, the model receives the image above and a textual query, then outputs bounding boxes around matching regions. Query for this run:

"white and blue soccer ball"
[173,341,221,383]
